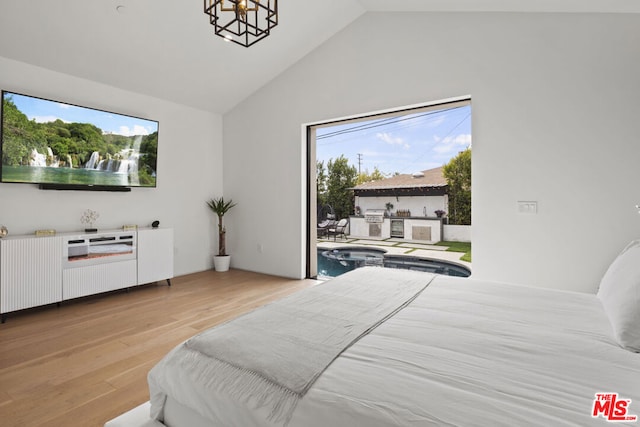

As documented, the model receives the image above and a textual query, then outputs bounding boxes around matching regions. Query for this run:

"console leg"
[1,314,6,324]
[166,279,172,287]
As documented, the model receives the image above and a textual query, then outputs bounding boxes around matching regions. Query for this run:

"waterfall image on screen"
[0,91,159,188]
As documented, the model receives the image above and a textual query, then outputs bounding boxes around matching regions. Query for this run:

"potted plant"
[435,209,446,218]
[206,197,237,272]
[385,202,394,217]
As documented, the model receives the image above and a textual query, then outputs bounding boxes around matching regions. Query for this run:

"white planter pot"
[213,255,231,272]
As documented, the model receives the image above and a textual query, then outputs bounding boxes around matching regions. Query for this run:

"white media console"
[0,227,173,322]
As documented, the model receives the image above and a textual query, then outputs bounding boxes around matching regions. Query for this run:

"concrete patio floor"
[317,236,472,270]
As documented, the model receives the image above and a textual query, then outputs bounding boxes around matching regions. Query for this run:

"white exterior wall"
[349,217,389,239]
[444,225,472,243]
[224,12,640,293]
[0,56,223,276]
[403,218,443,242]
[355,195,447,218]
[349,217,443,242]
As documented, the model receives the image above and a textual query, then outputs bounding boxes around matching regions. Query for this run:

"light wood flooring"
[0,269,316,427]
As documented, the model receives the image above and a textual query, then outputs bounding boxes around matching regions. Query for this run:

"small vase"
[213,255,231,272]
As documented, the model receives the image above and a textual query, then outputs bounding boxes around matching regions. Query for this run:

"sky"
[316,104,471,177]
[5,92,158,137]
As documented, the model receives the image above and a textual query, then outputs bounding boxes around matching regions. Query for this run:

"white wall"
[0,56,223,276]
[224,12,640,292]
[444,225,471,243]
[356,195,446,218]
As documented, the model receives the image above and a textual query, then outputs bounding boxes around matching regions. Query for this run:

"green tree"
[316,160,328,208]
[443,148,471,225]
[326,155,357,220]
[1,96,37,165]
[139,132,158,174]
[49,139,71,159]
[356,166,386,185]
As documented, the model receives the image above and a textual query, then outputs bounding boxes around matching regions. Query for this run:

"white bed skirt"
[105,398,212,427]
[104,402,161,427]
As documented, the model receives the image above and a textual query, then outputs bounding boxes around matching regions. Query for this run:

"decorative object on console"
[206,196,237,272]
[0,225,7,238]
[151,220,160,228]
[81,209,99,232]
[203,0,278,48]
[35,229,56,236]
[122,224,137,231]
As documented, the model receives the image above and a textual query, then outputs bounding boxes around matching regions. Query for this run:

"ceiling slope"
[0,0,365,113]
[1,1,637,113]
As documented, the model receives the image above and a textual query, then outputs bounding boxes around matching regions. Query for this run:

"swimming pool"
[317,247,471,278]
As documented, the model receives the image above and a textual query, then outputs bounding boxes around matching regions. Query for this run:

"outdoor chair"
[317,219,335,238]
[328,218,348,241]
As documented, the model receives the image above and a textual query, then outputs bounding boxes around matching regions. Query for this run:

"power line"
[316,105,464,142]
[317,115,402,140]
[396,112,471,174]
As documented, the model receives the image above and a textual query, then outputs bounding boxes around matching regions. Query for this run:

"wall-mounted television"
[0,90,159,190]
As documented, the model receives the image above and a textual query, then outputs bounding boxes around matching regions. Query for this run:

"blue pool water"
[317,247,471,278]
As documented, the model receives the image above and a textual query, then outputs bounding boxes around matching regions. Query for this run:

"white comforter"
[149,272,640,427]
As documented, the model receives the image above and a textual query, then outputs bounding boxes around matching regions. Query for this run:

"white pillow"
[597,240,640,352]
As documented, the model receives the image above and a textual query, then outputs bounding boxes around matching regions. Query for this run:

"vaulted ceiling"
[1,1,638,114]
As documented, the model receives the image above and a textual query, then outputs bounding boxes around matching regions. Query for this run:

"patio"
[317,236,472,270]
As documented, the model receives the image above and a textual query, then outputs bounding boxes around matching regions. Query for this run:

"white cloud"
[447,133,472,146]
[32,115,67,124]
[57,103,72,109]
[433,133,472,154]
[117,125,151,136]
[377,132,402,145]
[376,132,410,149]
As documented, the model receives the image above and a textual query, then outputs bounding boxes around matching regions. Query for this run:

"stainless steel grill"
[364,210,384,223]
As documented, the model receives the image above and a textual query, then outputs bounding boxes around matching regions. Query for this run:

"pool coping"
[317,237,472,271]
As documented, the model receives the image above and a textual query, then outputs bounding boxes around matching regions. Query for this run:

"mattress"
[147,269,640,427]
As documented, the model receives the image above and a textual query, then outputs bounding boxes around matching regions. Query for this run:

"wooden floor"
[0,269,316,427]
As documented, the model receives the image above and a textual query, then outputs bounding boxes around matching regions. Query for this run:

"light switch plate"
[517,201,538,214]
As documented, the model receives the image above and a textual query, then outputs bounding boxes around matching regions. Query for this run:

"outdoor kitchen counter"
[349,215,444,243]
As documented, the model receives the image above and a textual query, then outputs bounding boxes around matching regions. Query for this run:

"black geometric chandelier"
[203,0,278,48]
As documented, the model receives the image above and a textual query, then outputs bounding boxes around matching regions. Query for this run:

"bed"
[106,241,640,427]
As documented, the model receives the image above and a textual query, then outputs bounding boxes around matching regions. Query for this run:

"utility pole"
[357,153,362,175]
